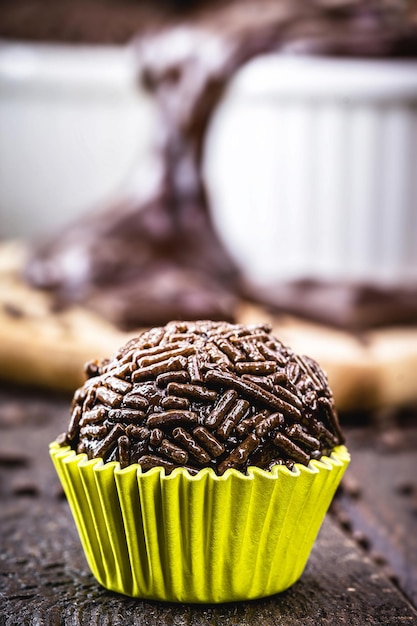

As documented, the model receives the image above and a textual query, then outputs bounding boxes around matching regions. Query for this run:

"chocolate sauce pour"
[23,1,417,330]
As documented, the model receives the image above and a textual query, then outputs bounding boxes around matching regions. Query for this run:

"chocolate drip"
[22,0,417,330]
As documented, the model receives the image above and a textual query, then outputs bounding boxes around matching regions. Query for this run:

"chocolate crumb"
[352,530,371,551]
[371,552,388,567]
[395,482,415,496]
[12,480,40,498]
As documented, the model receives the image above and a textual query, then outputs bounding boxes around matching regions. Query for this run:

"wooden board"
[0,385,417,624]
[332,416,417,608]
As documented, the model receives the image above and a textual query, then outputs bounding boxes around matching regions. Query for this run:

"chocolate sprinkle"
[173,427,211,464]
[59,320,344,475]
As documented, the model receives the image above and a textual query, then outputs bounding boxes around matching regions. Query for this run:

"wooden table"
[1,385,416,625]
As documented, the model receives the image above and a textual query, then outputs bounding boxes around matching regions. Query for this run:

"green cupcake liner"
[50,442,350,603]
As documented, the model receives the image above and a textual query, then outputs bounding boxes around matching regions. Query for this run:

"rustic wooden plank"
[1,386,417,624]
[1,499,416,626]
[333,417,417,608]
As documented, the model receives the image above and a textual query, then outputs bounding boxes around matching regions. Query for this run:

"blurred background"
[1,0,417,410]
[0,42,158,238]
[1,0,417,280]
[0,0,164,239]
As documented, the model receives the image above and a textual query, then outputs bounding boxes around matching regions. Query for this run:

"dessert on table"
[51,320,349,602]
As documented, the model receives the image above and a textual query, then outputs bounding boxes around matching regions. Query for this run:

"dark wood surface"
[1,385,417,625]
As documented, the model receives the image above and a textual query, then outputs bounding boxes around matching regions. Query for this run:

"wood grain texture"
[333,416,417,608]
[1,504,416,626]
[1,386,417,624]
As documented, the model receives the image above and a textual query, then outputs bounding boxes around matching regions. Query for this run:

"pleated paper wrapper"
[50,442,349,603]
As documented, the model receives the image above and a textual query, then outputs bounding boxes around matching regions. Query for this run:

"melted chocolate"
[244,279,417,331]
[20,0,417,330]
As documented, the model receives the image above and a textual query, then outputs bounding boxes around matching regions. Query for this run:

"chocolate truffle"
[60,320,345,474]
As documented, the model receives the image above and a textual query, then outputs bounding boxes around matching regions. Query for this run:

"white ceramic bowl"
[203,55,417,288]
[3,42,417,295]
[0,41,157,238]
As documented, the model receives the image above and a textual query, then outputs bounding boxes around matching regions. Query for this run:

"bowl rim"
[0,40,138,91]
[227,54,417,102]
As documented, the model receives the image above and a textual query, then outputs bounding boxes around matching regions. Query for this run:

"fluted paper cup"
[50,441,349,603]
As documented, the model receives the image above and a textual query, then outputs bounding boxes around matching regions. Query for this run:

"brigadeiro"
[51,320,350,603]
